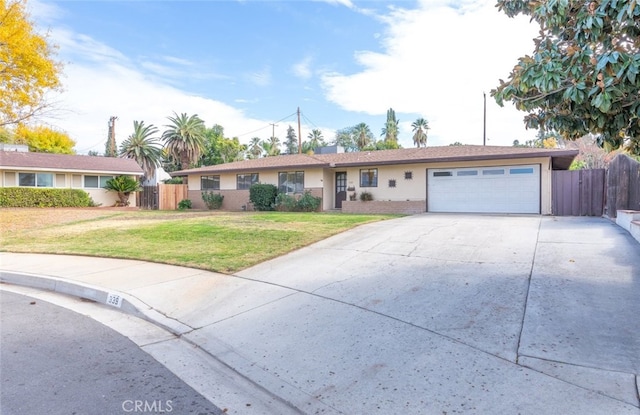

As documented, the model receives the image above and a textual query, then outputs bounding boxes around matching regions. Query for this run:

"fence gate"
[138,185,158,210]
[606,154,640,218]
[552,169,605,216]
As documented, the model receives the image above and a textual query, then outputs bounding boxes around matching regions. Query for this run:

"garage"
[427,164,540,214]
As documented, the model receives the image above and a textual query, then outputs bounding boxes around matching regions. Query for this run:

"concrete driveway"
[1,214,639,414]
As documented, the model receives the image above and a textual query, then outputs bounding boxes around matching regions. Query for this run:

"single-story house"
[172,145,579,215]
[0,149,144,207]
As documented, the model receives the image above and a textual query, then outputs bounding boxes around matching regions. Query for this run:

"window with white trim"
[360,169,378,187]
[278,171,304,194]
[18,173,53,187]
[84,175,114,188]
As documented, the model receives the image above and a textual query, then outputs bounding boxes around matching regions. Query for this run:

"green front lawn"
[0,209,399,273]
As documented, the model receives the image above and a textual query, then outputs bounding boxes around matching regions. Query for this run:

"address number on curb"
[106,293,123,308]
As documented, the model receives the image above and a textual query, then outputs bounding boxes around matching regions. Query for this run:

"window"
[457,170,478,176]
[56,174,66,187]
[201,175,220,190]
[404,171,413,180]
[100,176,113,187]
[84,175,114,188]
[388,179,396,188]
[510,167,534,174]
[360,169,378,187]
[433,171,453,177]
[237,173,259,190]
[18,173,53,187]
[278,171,304,194]
[482,169,505,175]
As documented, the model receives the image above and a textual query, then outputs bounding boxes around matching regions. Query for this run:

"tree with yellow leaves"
[0,0,62,126]
[15,124,75,154]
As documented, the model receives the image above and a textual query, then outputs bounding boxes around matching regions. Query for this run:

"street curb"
[0,271,193,336]
[0,270,310,414]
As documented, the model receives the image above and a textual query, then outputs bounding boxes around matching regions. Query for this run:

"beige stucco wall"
[0,170,139,207]
[187,168,325,211]
[184,157,554,214]
[322,157,553,214]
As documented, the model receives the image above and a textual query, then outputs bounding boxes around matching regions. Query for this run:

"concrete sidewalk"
[1,214,639,414]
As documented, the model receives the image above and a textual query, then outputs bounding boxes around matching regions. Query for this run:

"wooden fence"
[552,154,639,217]
[606,154,640,218]
[137,184,188,210]
[552,169,605,216]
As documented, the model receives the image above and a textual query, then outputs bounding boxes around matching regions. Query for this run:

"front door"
[335,172,347,209]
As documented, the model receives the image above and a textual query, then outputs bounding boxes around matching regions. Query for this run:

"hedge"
[0,188,95,207]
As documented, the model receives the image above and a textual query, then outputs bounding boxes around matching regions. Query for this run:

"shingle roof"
[0,151,144,175]
[173,145,578,175]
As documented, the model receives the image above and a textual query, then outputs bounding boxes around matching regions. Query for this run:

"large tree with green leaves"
[381,108,399,148]
[284,125,298,155]
[492,0,640,155]
[119,120,163,179]
[354,122,374,150]
[247,136,263,158]
[304,129,325,153]
[200,124,246,165]
[411,118,429,148]
[161,112,206,169]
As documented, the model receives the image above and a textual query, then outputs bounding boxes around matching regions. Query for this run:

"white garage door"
[428,165,540,214]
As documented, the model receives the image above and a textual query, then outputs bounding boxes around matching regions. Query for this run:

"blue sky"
[31,0,540,154]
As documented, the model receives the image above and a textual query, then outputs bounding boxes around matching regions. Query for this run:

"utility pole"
[106,116,118,157]
[270,123,277,140]
[297,107,302,154]
[483,92,487,146]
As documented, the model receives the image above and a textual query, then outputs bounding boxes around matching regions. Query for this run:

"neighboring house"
[0,150,144,207]
[172,145,578,215]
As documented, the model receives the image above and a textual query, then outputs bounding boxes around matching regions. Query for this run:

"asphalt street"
[0,290,224,415]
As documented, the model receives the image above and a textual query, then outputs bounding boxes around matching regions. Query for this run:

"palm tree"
[248,137,264,158]
[119,120,163,180]
[412,118,430,148]
[353,123,373,150]
[381,108,399,145]
[161,112,206,169]
[306,129,325,152]
[263,135,281,156]
[103,175,142,206]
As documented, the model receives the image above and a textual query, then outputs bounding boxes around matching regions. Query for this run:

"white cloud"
[321,0,541,147]
[292,56,313,80]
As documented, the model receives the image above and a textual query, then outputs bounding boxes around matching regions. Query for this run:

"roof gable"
[0,151,143,175]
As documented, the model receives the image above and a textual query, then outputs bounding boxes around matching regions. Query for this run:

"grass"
[0,208,400,273]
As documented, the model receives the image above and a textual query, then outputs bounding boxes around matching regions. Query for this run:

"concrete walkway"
[1,214,639,414]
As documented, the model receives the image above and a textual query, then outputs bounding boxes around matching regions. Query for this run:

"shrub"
[274,191,322,212]
[360,191,374,201]
[177,199,192,210]
[274,193,298,211]
[296,191,321,212]
[0,188,95,207]
[103,175,141,206]
[202,192,224,209]
[163,177,183,184]
[249,184,277,211]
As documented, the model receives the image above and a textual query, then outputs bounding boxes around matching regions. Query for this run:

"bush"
[249,184,277,211]
[202,191,224,209]
[274,191,322,212]
[274,193,298,211]
[177,199,192,210]
[0,188,95,207]
[163,177,183,184]
[360,191,374,201]
[296,191,322,212]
